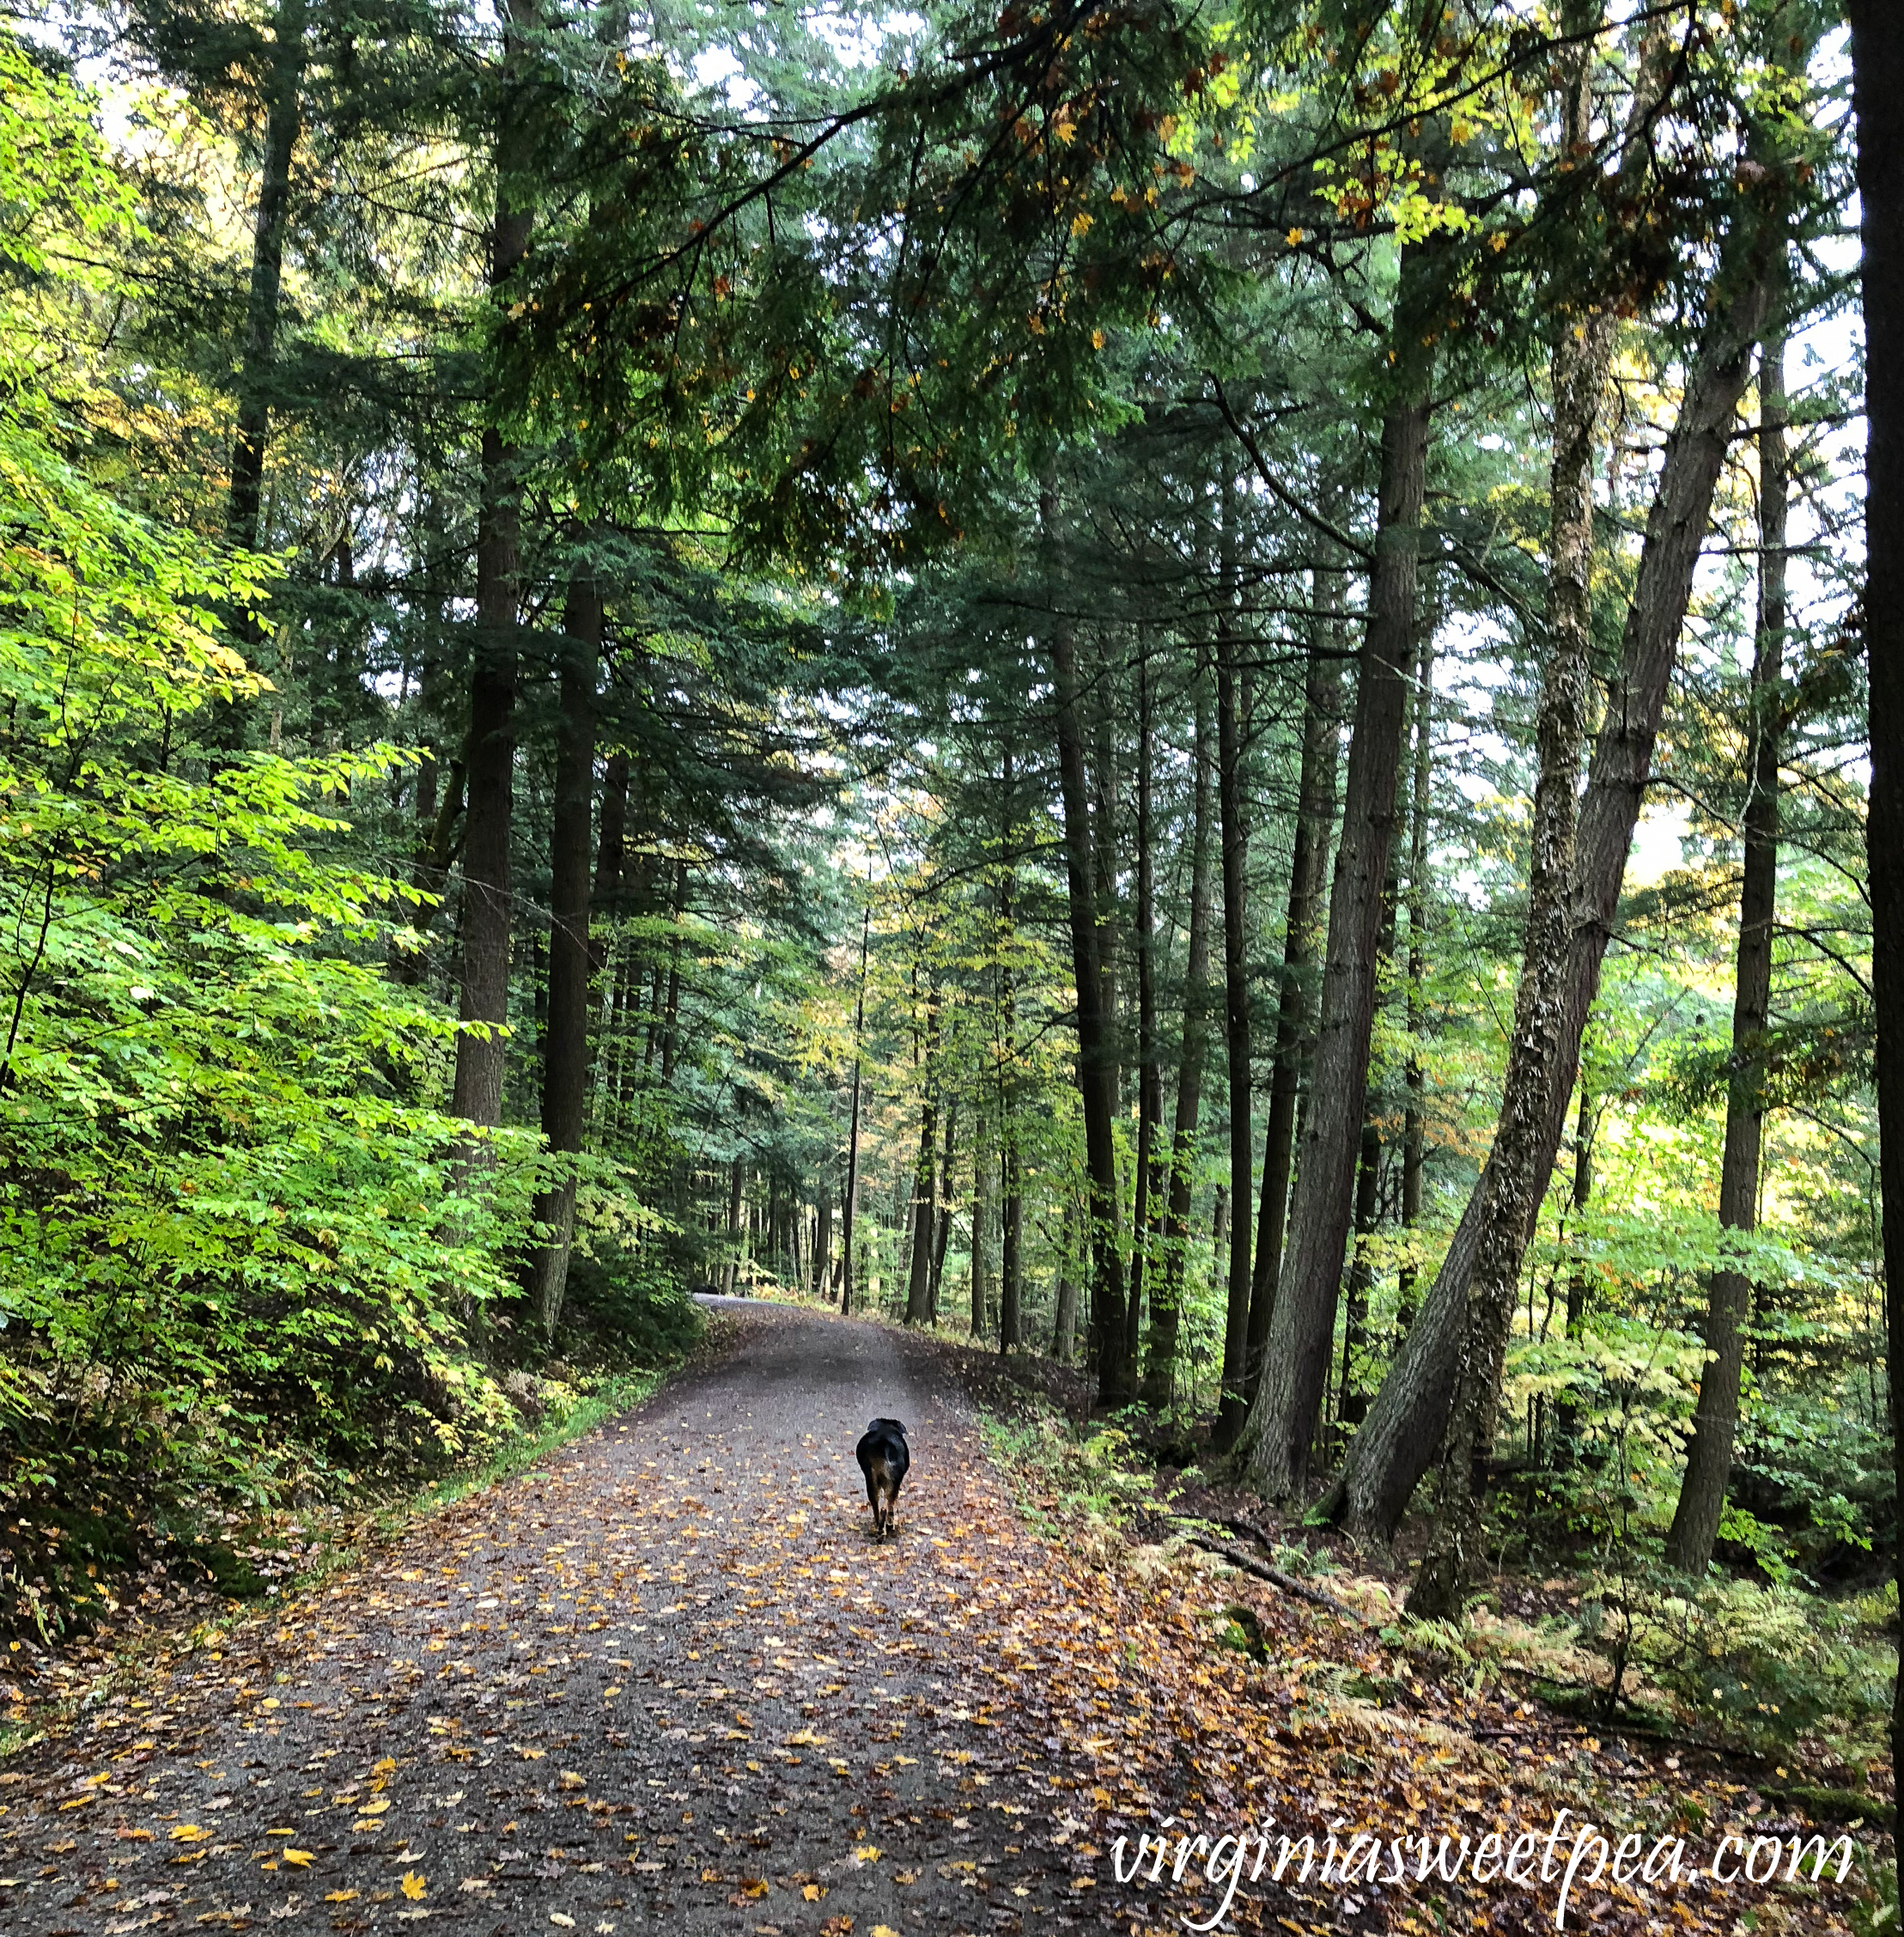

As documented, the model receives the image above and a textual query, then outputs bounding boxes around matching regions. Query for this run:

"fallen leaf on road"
[280,1849,313,1867]
[550,1916,575,1929]
[324,1891,358,1903]
[167,1824,208,1843]
[400,1870,426,1899]
[851,1844,879,1862]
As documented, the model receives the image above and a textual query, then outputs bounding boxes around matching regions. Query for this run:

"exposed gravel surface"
[0,1301,1142,1937]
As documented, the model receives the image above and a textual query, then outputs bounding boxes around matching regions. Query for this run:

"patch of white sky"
[1438,19,1863,904]
[688,5,925,111]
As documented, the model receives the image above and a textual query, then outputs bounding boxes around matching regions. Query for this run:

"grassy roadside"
[0,1331,720,1763]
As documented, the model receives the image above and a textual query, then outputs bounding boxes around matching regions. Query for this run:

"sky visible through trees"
[0,0,1901,1896]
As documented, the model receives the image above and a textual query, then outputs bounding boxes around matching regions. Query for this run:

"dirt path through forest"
[0,1302,1164,1937]
[0,1301,1859,1937]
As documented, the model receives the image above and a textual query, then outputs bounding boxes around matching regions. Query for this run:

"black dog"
[855,1418,910,1539]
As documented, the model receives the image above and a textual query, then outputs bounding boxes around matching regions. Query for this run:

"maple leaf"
[852,1843,880,1862]
[400,1870,427,1899]
[281,1849,314,1867]
[803,1883,825,1901]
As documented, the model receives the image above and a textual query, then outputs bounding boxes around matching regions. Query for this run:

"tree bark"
[1144,665,1214,1407]
[1000,1138,1024,1351]
[225,0,307,572]
[1214,495,1256,1445]
[813,1189,833,1300]
[928,1099,958,1323]
[1127,652,1164,1372]
[970,1121,993,1337]
[1052,1199,1081,1366]
[1846,0,1904,1799]
[592,753,629,957]
[1397,630,1435,1331]
[1334,222,1780,1550]
[1244,564,1345,1402]
[1665,321,1786,1574]
[839,902,870,1314]
[529,571,600,1339]
[1405,114,1618,1605]
[1044,480,1130,1401]
[451,0,538,1141]
[1339,1117,1382,1430]
[995,744,1025,1354]
[904,991,940,1326]
[1240,350,1431,1499]
[1554,1087,1596,1459]
[722,1158,745,1297]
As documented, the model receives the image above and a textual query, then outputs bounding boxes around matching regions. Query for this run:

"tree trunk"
[1240,340,1432,1499]
[813,1191,833,1300]
[529,572,600,1339]
[1214,495,1256,1445]
[1044,480,1131,1401]
[996,745,1025,1352]
[722,1159,745,1297]
[1000,1138,1024,1351]
[1339,1117,1382,1434]
[1665,324,1787,1574]
[839,903,870,1314]
[592,752,629,960]
[1554,1088,1596,1459]
[971,1122,993,1337]
[1338,213,1779,1552]
[1846,0,1904,1800]
[1052,1200,1081,1366]
[1406,180,1616,1609]
[451,0,538,1142]
[1143,668,1214,1407]
[904,994,940,1326]
[1127,652,1163,1372]
[658,860,686,1087]
[1245,565,1345,1402]
[1397,630,1435,1332]
[928,1099,958,1323]
[225,0,307,573]
[1091,640,1122,1114]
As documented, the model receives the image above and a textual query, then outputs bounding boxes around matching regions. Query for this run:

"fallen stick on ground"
[1179,1527,1370,1626]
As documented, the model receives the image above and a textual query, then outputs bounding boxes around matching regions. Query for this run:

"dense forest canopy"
[3,0,1901,1787]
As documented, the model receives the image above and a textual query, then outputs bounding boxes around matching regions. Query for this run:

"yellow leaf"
[802,1884,824,1901]
[357,1798,390,1817]
[401,1871,427,1900]
[324,1891,359,1903]
[873,1927,901,1937]
[168,1824,210,1843]
[853,1844,881,1862]
[373,1757,397,1775]
[281,1849,314,1868]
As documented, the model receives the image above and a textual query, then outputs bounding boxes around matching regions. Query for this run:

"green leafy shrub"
[0,40,545,1636]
